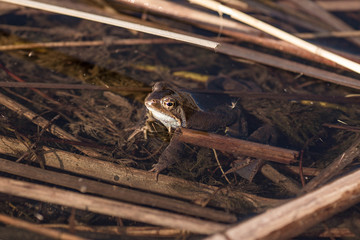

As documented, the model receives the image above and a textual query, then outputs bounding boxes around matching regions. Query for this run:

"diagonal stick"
[189,0,360,75]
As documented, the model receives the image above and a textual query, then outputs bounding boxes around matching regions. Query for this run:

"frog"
[142,82,243,177]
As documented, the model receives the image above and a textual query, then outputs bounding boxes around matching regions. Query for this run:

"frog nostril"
[147,99,156,106]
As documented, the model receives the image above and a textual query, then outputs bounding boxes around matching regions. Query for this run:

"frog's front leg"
[150,130,183,179]
[127,112,157,140]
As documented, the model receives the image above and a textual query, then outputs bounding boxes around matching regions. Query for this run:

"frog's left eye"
[161,97,176,110]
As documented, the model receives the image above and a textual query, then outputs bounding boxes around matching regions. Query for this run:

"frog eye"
[161,97,176,110]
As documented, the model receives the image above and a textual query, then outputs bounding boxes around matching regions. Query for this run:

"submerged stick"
[179,128,298,164]
[206,168,360,240]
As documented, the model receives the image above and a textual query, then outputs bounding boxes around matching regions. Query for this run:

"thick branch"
[179,128,298,164]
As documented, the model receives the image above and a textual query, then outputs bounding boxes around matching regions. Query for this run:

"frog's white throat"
[146,105,187,129]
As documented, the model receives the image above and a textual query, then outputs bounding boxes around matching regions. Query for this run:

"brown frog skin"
[144,82,239,176]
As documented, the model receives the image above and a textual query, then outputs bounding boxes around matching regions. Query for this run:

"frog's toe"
[127,126,150,141]
[127,128,142,141]
[149,164,166,181]
[150,163,166,173]
[149,170,159,181]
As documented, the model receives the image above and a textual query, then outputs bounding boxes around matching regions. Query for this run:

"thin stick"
[212,149,231,184]
[0,177,227,235]
[0,81,152,92]
[323,123,360,133]
[0,214,88,240]
[43,224,185,237]
[189,0,360,74]
[315,0,360,12]
[296,30,360,39]
[205,168,360,240]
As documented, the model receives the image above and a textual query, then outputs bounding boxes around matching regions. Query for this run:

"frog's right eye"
[161,97,176,110]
